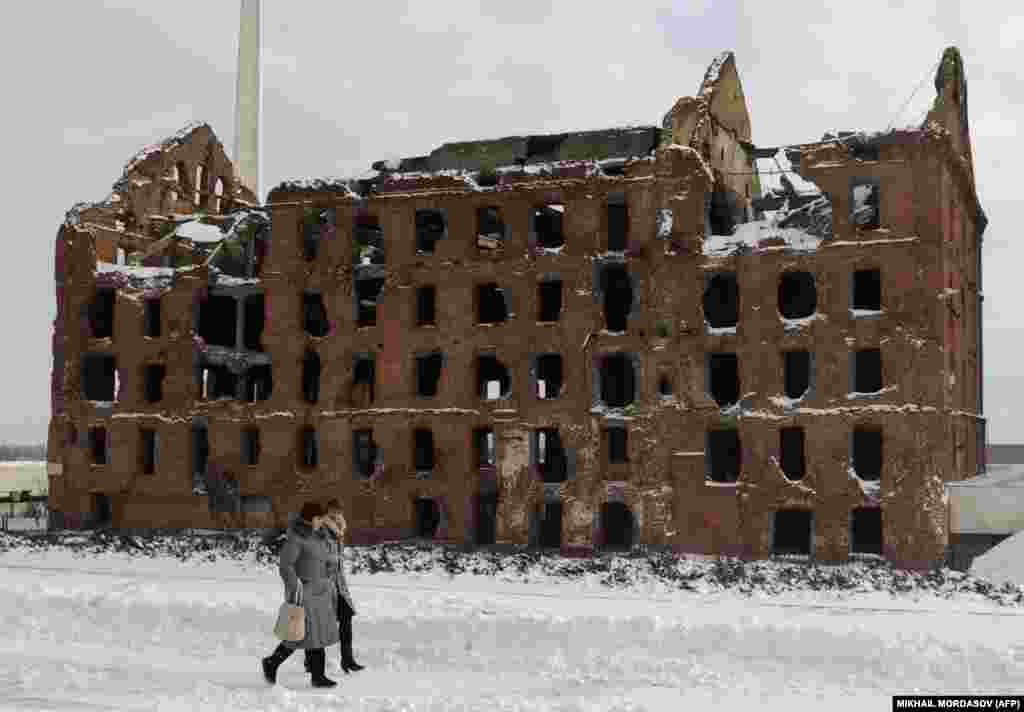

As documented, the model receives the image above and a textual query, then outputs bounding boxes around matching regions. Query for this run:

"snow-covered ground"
[2,532,1023,711]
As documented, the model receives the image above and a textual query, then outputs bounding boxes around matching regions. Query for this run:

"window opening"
[607,427,628,464]
[852,269,881,311]
[303,292,329,337]
[851,507,883,554]
[477,354,511,400]
[191,425,209,489]
[300,427,319,469]
[778,271,817,319]
[533,204,565,249]
[82,354,116,401]
[535,428,567,482]
[198,294,237,348]
[241,428,260,466]
[708,353,740,407]
[92,493,112,526]
[703,273,738,328]
[707,429,740,483]
[413,429,434,471]
[243,294,265,351]
[474,427,496,466]
[600,265,633,332]
[416,353,444,397]
[657,374,673,397]
[850,180,880,230]
[353,212,385,265]
[477,206,505,250]
[302,350,321,404]
[783,351,811,399]
[772,509,812,555]
[143,298,161,338]
[352,356,375,406]
[353,429,379,479]
[607,193,628,252]
[780,427,805,480]
[301,207,334,262]
[416,286,436,326]
[852,349,882,393]
[200,364,237,400]
[140,428,157,475]
[599,353,636,407]
[415,209,447,255]
[536,354,563,400]
[539,501,563,548]
[356,278,384,327]
[143,364,165,404]
[477,283,508,324]
[90,289,115,339]
[852,427,882,481]
[538,280,562,322]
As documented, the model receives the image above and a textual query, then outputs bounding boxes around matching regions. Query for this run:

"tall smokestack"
[234,0,262,201]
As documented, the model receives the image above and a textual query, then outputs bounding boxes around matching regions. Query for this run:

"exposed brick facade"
[47,49,986,569]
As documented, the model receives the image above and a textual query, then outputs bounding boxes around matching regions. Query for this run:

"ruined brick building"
[48,47,986,568]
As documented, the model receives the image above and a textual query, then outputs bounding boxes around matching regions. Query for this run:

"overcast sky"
[1,1,1020,446]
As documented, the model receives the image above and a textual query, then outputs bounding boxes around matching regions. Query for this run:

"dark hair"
[324,498,342,513]
[300,501,325,523]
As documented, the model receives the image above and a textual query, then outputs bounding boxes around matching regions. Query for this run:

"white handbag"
[273,581,305,642]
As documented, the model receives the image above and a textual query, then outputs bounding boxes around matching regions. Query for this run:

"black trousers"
[337,594,354,655]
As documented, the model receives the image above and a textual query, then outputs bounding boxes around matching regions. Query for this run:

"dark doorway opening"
[778,272,817,319]
[535,428,567,483]
[241,427,260,466]
[244,364,273,402]
[200,364,237,400]
[708,353,740,407]
[353,429,379,479]
[198,294,237,348]
[414,498,440,538]
[91,493,112,527]
[599,353,636,407]
[538,280,562,322]
[707,429,740,483]
[299,427,318,469]
[539,502,563,548]
[476,492,498,546]
[773,509,813,555]
[191,425,209,484]
[601,502,634,549]
[352,356,376,406]
[704,273,739,328]
[851,507,883,555]
[600,265,633,332]
[140,428,157,475]
[303,292,329,337]
[607,427,628,464]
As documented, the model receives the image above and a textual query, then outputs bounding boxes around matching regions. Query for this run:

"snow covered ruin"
[47,47,986,569]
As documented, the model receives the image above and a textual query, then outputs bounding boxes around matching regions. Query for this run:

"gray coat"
[321,526,356,614]
[278,518,340,650]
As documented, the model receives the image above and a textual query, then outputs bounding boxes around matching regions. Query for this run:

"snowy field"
[2,532,1024,711]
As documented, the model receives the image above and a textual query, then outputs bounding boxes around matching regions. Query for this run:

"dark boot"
[339,616,364,673]
[261,643,294,685]
[308,648,337,688]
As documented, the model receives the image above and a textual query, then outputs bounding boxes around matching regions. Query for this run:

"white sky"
[1,1,1020,445]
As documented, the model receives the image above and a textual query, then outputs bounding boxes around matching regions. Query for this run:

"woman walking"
[261,501,340,688]
[308,498,365,673]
